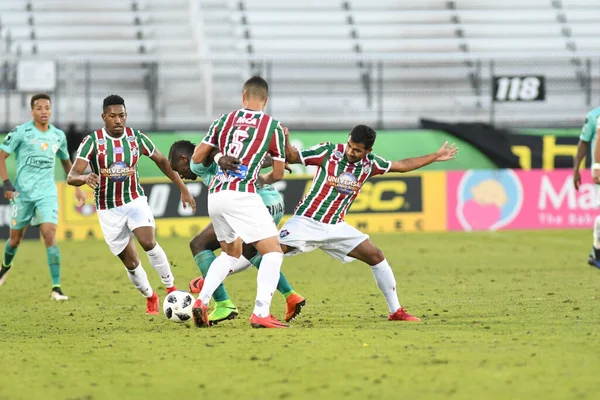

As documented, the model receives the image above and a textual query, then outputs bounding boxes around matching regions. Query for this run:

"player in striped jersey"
[67,95,196,315]
[189,76,289,328]
[168,140,306,324]
[579,106,600,268]
[273,125,458,321]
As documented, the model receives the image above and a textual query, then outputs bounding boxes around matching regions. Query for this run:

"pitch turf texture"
[1,230,599,400]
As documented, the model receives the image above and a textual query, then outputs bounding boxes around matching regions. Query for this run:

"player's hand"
[573,169,582,190]
[285,163,292,173]
[218,155,241,176]
[180,190,197,213]
[3,179,17,201]
[74,187,86,207]
[85,173,100,189]
[257,174,268,187]
[435,141,459,161]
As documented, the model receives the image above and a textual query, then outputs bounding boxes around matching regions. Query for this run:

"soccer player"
[168,140,306,324]
[574,106,600,268]
[66,94,196,314]
[267,125,457,321]
[0,93,86,300]
[190,76,288,328]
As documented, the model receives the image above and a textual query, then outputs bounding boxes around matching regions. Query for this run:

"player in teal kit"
[0,93,86,298]
[573,106,600,268]
[168,140,305,324]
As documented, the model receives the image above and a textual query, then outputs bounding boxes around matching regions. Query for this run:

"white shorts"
[207,190,279,244]
[278,215,369,263]
[97,196,155,255]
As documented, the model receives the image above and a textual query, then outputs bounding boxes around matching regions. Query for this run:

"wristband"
[3,179,15,192]
[214,152,224,164]
[593,163,600,171]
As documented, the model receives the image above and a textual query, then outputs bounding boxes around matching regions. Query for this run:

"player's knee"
[369,248,385,265]
[8,236,22,248]
[139,238,157,252]
[189,236,203,254]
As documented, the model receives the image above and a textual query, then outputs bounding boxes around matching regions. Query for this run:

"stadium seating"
[2,0,600,130]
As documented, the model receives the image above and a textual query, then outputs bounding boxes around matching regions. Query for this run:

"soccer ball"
[163,290,194,323]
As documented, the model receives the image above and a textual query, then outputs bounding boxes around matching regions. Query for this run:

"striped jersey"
[75,127,155,210]
[202,108,285,194]
[294,142,392,224]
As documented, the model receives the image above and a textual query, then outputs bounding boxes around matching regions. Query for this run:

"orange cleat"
[145,292,160,315]
[189,276,204,294]
[166,286,178,294]
[285,292,306,322]
[388,307,420,322]
[192,299,210,328]
[250,314,290,328]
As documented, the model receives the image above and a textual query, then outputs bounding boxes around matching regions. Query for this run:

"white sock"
[253,252,283,318]
[371,259,401,313]
[125,264,153,298]
[145,243,175,288]
[229,255,252,275]
[593,216,600,248]
[198,253,238,304]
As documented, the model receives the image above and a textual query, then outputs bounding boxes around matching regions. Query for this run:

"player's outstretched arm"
[60,159,86,206]
[389,141,458,173]
[260,159,286,185]
[67,158,99,189]
[150,148,196,212]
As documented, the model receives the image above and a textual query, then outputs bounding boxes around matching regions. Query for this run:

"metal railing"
[2,52,600,132]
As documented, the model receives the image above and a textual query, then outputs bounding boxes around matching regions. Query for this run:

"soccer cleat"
[209,300,239,325]
[192,299,210,328]
[589,258,600,270]
[188,276,204,294]
[250,314,290,328]
[166,286,178,294]
[388,307,421,322]
[145,292,160,315]
[0,265,10,287]
[285,292,306,322]
[50,287,69,301]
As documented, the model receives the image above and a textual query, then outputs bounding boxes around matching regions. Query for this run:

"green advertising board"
[0,128,582,180]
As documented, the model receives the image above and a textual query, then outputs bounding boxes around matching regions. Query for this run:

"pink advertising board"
[447,169,597,231]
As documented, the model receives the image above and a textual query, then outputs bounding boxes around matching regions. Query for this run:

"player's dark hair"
[168,140,195,164]
[349,125,377,149]
[242,76,269,100]
[30,93,51,109]
[103,94,126,112]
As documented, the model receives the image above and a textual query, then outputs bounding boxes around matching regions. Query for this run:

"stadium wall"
[0,129,591,240]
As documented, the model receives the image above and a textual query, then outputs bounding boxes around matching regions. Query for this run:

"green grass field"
[1,230,599,400]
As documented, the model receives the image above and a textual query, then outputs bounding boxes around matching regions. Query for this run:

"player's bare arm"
[60,158,86,207]
[0,149,17,200]
[573,140,588,190]
[282,127,302,164]
[66,158,100,189]
[150,148,196,212]
[389,141,458,173]
[592,135,600,185]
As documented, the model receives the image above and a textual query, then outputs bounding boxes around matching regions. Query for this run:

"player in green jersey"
[0,93,86,299]
[67,95,196,315]
[168,140,306,324]
[578,106,600,268]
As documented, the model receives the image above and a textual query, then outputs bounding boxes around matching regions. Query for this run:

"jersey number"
[227,129,250,158]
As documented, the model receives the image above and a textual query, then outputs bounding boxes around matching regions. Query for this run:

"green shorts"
[10,196,59,230]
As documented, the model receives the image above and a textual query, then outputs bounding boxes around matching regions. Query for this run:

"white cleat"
[0,272,8,287]
[50,288,69,301]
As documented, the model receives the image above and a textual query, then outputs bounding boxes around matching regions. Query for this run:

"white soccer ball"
[163,290,194,323]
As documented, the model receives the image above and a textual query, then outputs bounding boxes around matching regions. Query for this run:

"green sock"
[250,254,294,296]
[46,245,61,287]
[193,250,230,303]
[3,241,17,267]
